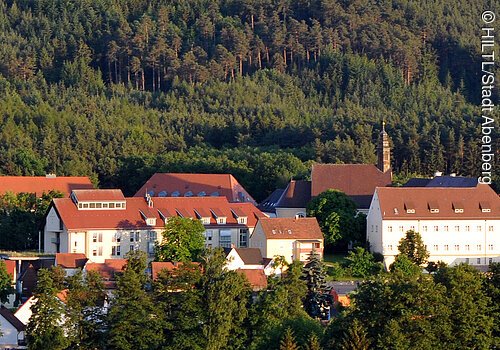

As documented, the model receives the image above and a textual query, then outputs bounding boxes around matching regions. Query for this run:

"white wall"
[0,314,20,348]
[275,208,306,218]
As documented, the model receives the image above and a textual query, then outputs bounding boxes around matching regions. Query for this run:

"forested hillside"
[0,0,498,198]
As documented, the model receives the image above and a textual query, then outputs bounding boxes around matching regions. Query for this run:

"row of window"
[78,202,126,209]
[92,231,157,243]
[386,244,495,252]
[204,229,248,248]
[95,242,156,257]
[378,224,495,233]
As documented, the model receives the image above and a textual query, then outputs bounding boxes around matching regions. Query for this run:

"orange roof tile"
[376,184,500,220]
[258,217,324,240]
[134,173,256,204]
[53,196,264,230]
[311,164,392,208]
[237,269,267,291]
[0,176,93,197]
[56,289,69,303]
[151,261,201,280]
[85,259,127,284]
[55,253,88,269]
[72,189,125,201]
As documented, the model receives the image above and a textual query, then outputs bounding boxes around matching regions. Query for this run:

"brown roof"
[233,248,264,265]
[72,189,125,201]
[151,261,201,280]
[56,289,69,303]
[2,260,16,283]
[0,306,25,332]
[0,176,93,197]
[134,173,256,204]
[276,180,311,208]
[376,184,500,220]
[258,217,324,240]
[311,164,392,208]
[55,253,88,269]
[85,259,127,288]
[237,269,267,291]
[52,196,265,231]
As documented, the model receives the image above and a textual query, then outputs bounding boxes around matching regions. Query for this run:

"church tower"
[377,122,391,172]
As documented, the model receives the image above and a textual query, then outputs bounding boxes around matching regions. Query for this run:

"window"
[313,242,321,249]
[410,225,415,231]
[489,226,494,232]
[237,217,247,224]
[444,245,449,251]
[423,226,428,232]
[371,225,374,232]
[90,203,96,208]
[465,258,469,264]
[477,226,482,232]
[96,203,102,208]
[444,225,449,232]
[239,229,248,248]
[477,258,481,264]
[488,244,494,251]
[78,203,82,209]
[93,233,97,243]
[92,249,97,256]
[148,242,155,255]
[455,226,460,232]
[74,241,77,247]
[201,217,210,224]
[434,226,439,232]
[109,203,115,208]
[83,203,89,208]
[103,203,108,208]
[148,231,157,241]
[388,226,393,232]
[219,230,232,248]
[399,226,404,232]
[465,244,470,251]
[465,226,470,232]
[489,258,493,264]
[112,246,121,256]
[477,244,482,251]
[387,245,393,251]
[116,203,121,208]
[130,245,135,252]
[454,245,459,251]
[130,232,140,242]
[217,218,226,224]
[433,245,438,251]
[98,233,102,243]
[375,225,378,233]
[205,230,213,241]
[93,247,102,256]
[112,232,121,243]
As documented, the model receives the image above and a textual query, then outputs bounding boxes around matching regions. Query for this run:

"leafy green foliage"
[307,190,365,246]
[0,260,14,303]
[345,247,383,278]
[155,217,205,263]
[26,269,68,350]
[390,254,422,277]
[279,328,299,350]
[397,230,430,266]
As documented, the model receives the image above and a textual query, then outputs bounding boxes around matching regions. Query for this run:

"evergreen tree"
[279,328,299,350]
[304,333,321,350]
[302,251,332,320]
[26,269,68,350]
[338,319,371,350]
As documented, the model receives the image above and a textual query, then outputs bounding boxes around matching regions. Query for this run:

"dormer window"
[211,208,227,225]
[428,201,439,213]
[231,208,248,225]
[480,201,491,213]
[404,202,415,214]
[452,202,464,214]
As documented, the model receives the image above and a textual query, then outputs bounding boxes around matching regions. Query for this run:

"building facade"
[44,189,266,263]
[367,185,500,268]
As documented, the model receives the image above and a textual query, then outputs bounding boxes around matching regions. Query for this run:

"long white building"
[44,189,265,263]
[367,184,499,268]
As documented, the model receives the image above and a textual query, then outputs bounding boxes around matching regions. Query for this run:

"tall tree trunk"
[239,56,243,76]
[258,51,262,68]
[141,69,145,90]
[152,65,155,91]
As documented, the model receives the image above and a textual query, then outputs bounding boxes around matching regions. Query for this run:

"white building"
[367,184,500,268]
[250,217,324,264]
[0,307,26,349]
[44,189,266,262]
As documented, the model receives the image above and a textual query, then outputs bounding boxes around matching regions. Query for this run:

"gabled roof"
[375,185,500,220]
[0,306,25,332]
[2,260,16,283]
[426,176,478,188]
[0,175,93,196]
[134,173,256,204]
[224,248,264,265]
[311,164,392,209]
[237,269,267,291]
[257,189,285,213]
[275,180,311,209]
[55,253,88,269]
[72,189,125,201]
[258,217,323,240]
[52,195,265,231]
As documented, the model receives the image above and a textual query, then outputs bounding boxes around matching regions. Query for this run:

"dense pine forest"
[0,0,498,198]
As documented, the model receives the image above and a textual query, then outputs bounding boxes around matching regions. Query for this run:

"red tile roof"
[0,176,93,196]
[134,173,255,204]
[2,260,16,283]
[151,261,201,280]
[85,259,127,288]
[237,269,267,291]
[233,248,264,265]
[276,180,311,208]
[376,184,500,220]
[55,253,88,269]
[53,196,265,231]
[311,164,392,208]
[72,189,125,201]
[258,217,324,240]
[56,289,69,303]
